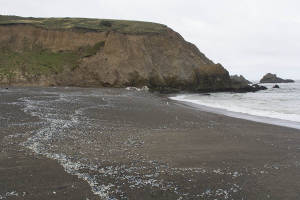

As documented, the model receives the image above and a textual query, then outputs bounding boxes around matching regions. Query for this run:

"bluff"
[260,73,295,83]
[0,16,233,92]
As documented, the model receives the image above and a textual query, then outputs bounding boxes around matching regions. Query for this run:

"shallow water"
[170,81,300,129]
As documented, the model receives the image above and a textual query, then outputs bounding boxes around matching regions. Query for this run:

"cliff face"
[0,16,232,91]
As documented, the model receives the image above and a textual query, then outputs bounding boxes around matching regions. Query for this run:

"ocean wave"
[170,82,300,128]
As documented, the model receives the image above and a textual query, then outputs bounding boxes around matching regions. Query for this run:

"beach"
[1,87,300,200]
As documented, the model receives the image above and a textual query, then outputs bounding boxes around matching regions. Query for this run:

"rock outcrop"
[260,73,294,83]
[230,75,252,88]
[229,75,265,92]
[231,84,267,93]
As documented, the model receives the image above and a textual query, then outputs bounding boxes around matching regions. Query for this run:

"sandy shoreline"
[1,87,300,199]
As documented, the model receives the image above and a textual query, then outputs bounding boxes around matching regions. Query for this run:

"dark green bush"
[100,20,112,27]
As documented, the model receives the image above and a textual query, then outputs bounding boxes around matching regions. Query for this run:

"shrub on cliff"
[100,20,112,27]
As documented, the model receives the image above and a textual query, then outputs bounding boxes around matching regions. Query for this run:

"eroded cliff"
[0,16,232,91]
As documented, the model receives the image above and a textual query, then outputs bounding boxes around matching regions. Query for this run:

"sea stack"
[260,73,295,83]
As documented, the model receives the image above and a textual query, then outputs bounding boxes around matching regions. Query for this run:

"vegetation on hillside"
[0,40,106,81]
[0,49,78,81]
[0,15,169,82]
[0,15,168,34]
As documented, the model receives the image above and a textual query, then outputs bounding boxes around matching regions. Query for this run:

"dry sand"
[0,87,300,200]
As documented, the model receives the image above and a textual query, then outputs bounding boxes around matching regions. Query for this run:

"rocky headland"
[260,73,295,83]
[0,15,263,92]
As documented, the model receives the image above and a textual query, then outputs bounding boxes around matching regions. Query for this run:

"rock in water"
[229,75,268,93]
[273,84,280,88]
[260,73,295,83]
[0,15,232,92]
[252,84,267,90]
[230,75,252,88]
[234,84,267,93]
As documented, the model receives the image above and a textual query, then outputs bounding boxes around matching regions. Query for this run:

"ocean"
[170,81,300,130]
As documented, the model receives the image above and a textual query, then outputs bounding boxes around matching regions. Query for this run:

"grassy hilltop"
[0,15,168,34]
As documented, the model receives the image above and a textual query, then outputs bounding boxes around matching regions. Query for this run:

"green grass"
[0,49,79,80]
[0,15,168,34]
[79,41,105,57]
[0,39,107,81]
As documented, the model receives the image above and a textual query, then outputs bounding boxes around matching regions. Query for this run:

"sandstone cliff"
[0,16,233,91]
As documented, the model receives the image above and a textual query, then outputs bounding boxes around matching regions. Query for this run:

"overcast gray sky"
[2,0,300,80]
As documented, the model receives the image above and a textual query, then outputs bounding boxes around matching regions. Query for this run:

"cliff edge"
[0,15,232,92]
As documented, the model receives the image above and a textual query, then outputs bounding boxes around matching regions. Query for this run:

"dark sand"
[0,87,300,200]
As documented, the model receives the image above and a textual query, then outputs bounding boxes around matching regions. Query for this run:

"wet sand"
[0,87,300,200]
